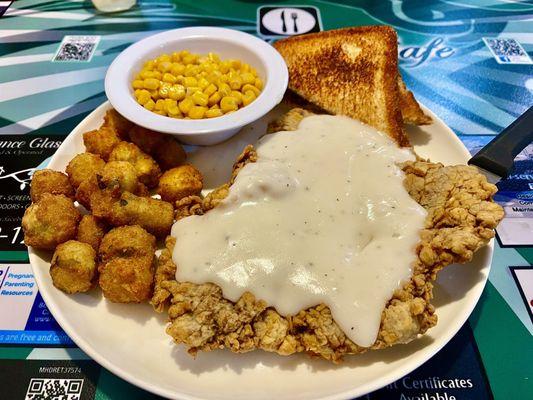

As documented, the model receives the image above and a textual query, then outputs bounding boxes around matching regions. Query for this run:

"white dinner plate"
[28,101,494,400]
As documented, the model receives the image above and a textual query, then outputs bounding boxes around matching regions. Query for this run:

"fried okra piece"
[109,192,174,238]
[128,126,187,171]
[76,162,147,211]
[30,169,74,202]
[109,142,161,188]
[77,215,108,252]
[157,165,203,203]
[100,161,139,193]
[50,240,97,293]
[98,225,156,303]
[22,194,81,250]
[102,109,133,140]
[66,153,105,189]
[83,127,121,161]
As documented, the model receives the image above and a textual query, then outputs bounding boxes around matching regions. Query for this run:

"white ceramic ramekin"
[105,27,288,145]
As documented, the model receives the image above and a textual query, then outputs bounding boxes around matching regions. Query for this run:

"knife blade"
[281,10,287,33]
[468,105,533,184]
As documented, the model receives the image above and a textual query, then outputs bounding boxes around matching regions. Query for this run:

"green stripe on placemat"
[0,346,33,359]
[470,281,532,399]
[0,251,29,262]
[515,248,533,265]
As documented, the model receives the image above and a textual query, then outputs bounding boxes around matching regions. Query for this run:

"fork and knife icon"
[281,10,298,33]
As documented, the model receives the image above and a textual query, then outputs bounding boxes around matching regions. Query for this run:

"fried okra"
[50,240,97,293]
[22,194,81,250]
[100,161,139,193]
[76,161,147,211]
[77,215,108,252]
[128,126,187,171]
[108,192,174,238]
[98,225,156,303]
[109,142,161,188]
[66,153,105,189]
[157,165,203,203]
[83,127,121,161]
[102,109,133,140]
[30,169,74,202]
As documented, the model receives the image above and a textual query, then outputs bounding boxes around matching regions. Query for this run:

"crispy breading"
[30,169,74,202]
[98,225,156,303]
[153,109,503,362]
[22,194,81,250]
[77,215,108,252]
[50,240,97,294]
[157,165,203,203]
[66,153,105,189]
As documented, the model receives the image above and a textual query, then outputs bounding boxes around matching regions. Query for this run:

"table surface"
[0,1,532,399]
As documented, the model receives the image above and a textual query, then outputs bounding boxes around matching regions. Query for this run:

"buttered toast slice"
[274,26,430,146]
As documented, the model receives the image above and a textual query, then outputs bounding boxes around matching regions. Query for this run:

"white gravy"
[171,115,427,347]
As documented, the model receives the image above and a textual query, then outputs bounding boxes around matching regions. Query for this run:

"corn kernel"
[155,99,166,111]
[157,54,171,63]
[188,106,207,119]
[205,108,223,118]
[241,72,255,85]
[157,61,172,73]
[242,83,260,96]
[167,105,182,118]
[182,54,197,65]
[230,90,243,105]
[164,98,177,110]
[241,63,250,73]
[140,70,155,79]
[254,78,263,90]
[153,109,166,116]
[180,50,190,58]
[137,91,151,105]
[197,77,209,90]
[208,91,222,106]
[152,71,162,80]
[191,91,208,106]
[168,85,186,101]
[250,67,258,76]
[158,83,171,98]
[229,76,242,90]
[143,78,159,90]
[160,73,174,84]
[178,97,194,114]
[230,59,241,69]
[183,76,198,87]
[143,60,155,70]
[150,89,160,100]
[242,91,256,106]
[220,96,238,112]
[186,87,201,97]
[170,63,185,75]
[144,99,155,111]
[219,61,231,73]
[171,52,181,62]
[132,80,144,89]
[218,82,231,96]
[207,52,220,63]
[204,83,217,97]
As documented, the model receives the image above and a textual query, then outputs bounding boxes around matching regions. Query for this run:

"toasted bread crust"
[274,26,409,146]
[398,76,432,125]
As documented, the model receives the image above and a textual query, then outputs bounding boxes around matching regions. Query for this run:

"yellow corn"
[220,96,238,112]
[178,97,194,114]
[188,106,207,119]
[205,108,223,118]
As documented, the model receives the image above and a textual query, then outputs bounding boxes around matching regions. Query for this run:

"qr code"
[25,378,84,400]
[483,37,532,64]
[53,35,100,62]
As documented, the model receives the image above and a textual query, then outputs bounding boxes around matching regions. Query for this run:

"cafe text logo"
[399,37,454,68]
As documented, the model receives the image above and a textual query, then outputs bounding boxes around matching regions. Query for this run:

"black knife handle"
[468,105,533,178]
